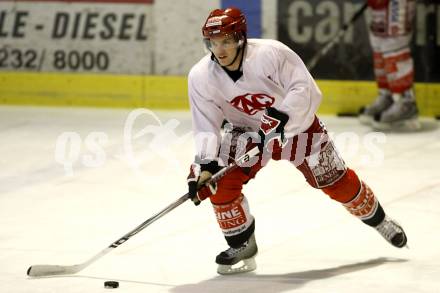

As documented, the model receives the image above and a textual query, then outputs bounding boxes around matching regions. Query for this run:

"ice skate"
[359,90,393,125]
[375,216,407,248]
[216,234,258,275]
[372,90,420,131]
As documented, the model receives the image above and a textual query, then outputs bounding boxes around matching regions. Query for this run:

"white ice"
[1,105,439,293]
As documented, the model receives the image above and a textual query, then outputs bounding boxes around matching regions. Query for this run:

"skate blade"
[372,118,421,131]
[217,257,256,275]
[359,114,373,126]
[402,119,421,131]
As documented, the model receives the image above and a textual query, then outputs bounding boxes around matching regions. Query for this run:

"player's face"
[207,35,241,68]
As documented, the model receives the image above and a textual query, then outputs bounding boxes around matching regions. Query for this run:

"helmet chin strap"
[223,46,242,68]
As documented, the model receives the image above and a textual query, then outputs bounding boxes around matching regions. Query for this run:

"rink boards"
[1,72,440,116]
[1,0,440,116]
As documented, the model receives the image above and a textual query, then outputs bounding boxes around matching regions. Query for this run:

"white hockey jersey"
[188,39,322,161]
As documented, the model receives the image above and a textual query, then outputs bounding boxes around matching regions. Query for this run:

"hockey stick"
[27,146,260,277]
[306,2,368,71]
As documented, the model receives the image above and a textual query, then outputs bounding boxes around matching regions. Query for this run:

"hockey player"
[359,0,420,130]
[187,7,407,275]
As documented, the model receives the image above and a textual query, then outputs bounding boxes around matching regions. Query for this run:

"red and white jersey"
[188,39,322,160]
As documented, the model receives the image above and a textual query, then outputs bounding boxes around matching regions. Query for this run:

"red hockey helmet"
[202,7,247,40]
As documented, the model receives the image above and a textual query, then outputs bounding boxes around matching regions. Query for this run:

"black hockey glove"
[187,160,222,206]
[258,107,289,152]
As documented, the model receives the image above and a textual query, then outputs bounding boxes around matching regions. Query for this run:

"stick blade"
[27,264,81,277]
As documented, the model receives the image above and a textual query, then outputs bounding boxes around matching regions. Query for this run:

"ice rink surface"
[1,105,439,293]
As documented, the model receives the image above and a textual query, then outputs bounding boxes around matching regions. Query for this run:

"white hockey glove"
[187,161,222,206]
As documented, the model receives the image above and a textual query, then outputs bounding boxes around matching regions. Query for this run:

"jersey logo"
[230,93,275,115]
[260,114,280,135]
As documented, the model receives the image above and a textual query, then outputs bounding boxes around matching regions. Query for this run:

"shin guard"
[343,180,384,225]
[322,169,385,226]
[384,47,414,94]
[212,195,255,247]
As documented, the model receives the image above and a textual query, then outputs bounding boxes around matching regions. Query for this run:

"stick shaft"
[107,146,259,250]
[307,2,368,71]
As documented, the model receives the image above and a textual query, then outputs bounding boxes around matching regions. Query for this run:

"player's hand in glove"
[258,107,289,152]
[187,161,222,206]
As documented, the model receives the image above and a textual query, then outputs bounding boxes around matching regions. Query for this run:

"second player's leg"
[360,0,419,130]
